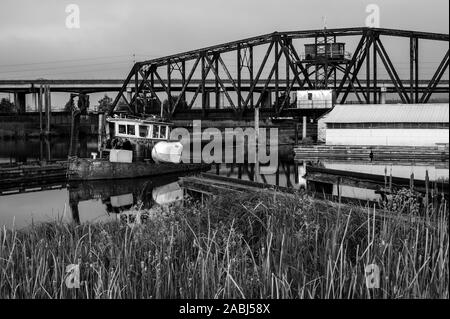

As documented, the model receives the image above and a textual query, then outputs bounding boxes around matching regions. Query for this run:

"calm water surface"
[1,137,448,228]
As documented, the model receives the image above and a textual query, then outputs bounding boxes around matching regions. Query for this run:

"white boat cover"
[151,141,183,164]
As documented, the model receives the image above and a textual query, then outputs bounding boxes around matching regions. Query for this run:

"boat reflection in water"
[68,174,184,225]
[117,181,184,228]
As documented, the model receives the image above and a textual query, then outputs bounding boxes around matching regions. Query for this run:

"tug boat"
[68,114,209,180]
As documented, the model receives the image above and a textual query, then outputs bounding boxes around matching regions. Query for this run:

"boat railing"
[112,113,170,123]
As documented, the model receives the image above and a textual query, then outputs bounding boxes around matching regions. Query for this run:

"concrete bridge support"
[14,92,26,113]
[32,92,38,111]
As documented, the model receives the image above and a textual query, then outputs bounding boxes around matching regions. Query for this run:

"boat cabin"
[99,114,182,164]
[107,116,172,141]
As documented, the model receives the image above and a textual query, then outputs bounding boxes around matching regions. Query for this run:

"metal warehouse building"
[318,104,449,146]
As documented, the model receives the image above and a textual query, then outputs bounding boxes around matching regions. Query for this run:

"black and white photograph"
[0,0,448,307]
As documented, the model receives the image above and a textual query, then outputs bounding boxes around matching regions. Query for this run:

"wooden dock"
[0,161,69,194]
[180,173,442,226]
[294,144,449,161]
[179,173,296,196]
[306,165,449,195]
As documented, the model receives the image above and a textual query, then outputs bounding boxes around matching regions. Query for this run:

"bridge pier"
[32,92,38,111]
[14,92,26,113]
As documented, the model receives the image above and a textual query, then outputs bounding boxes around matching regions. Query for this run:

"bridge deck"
[1,79,448,93]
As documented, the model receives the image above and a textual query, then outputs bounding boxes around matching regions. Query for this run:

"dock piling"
[302,116,307,140]
[38,85,43,135]
[254,106,260,183]
[45,85,51,135]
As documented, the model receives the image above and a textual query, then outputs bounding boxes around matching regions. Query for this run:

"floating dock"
[294,144,449,161]
[179,172,296,196]
[0,161,69,194]
[0,160,211,194]
[306,165,449,195]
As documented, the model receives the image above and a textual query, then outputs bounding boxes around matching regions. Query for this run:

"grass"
[0,189,448,299]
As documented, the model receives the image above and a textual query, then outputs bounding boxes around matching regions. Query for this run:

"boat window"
[127,125,136,136]
[118,124,126,134]
[139,125,149,138]
[109,123,115,137]
[160,126,167,139]
[148,125,153,138]
[152,125,160,139]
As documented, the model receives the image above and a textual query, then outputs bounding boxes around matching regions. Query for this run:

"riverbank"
[0,190,448,299]
[0,112,97,138]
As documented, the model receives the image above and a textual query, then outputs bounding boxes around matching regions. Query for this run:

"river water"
[0,136,448,229]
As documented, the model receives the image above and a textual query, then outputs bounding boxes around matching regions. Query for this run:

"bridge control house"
[318,104,449,147]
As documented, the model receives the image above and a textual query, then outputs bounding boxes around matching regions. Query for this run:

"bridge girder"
[112,27,449,118]
[24,27,450,118]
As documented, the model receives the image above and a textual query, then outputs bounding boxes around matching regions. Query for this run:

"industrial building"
[318,103,449,146]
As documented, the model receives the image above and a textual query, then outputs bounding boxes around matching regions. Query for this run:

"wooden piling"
[302,116,307,140]
[254,106,260,183]
[38,85,43,135]
[45,85,51,135]
[389,168,392,192]
[410,172,414,191]
[32,91,37,112]
[39,137,44,162]
[97,112,104,153]
[48,85,51,132]
[45,137,51,162]
[44,85,48,134]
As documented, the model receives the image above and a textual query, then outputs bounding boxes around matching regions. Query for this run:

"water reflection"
[0,136,97,164]
[207,159,449,203]
[1,133,448,228]
[1,158,448,228]
[299,159,449,202]
[208,161,304,190]
[68,174,183,224]
[0,174,185,229]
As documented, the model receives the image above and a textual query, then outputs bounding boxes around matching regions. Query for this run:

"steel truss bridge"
[110,27,449,119]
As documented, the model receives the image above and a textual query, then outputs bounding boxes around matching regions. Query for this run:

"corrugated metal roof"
[322,103,449,123]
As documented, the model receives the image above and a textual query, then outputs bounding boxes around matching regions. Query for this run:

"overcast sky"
[0,0,448,80]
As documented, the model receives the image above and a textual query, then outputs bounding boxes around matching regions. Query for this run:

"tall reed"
[0,190,448,298]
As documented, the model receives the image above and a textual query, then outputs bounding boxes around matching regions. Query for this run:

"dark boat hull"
[68,157,210,181]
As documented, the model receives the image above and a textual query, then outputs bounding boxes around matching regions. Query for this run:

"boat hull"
[68,157,210,181]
